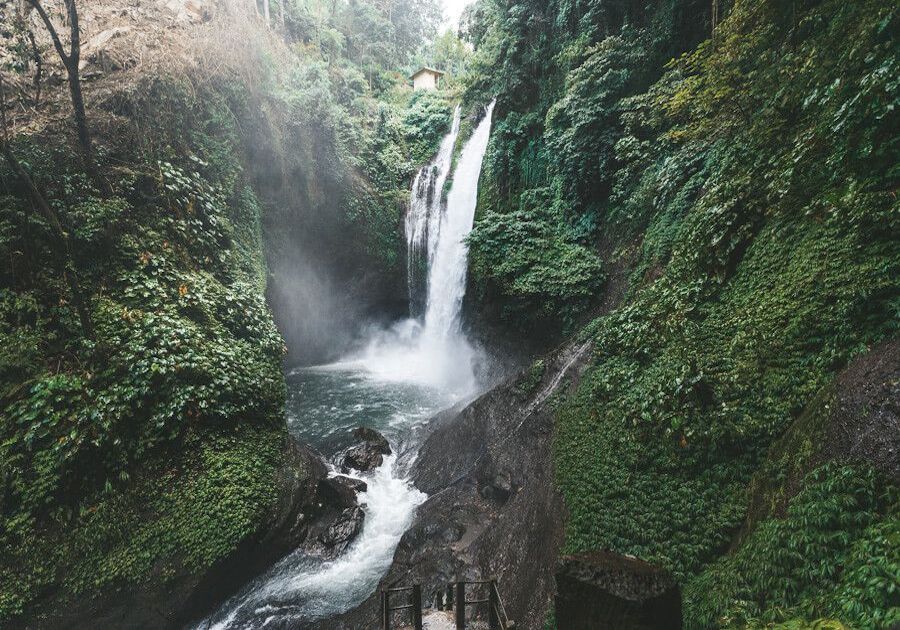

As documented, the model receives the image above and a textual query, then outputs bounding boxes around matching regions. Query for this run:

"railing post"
[489,580,500,630]
[381,590,391,630]
[412,584,423,630]
[455,582,466,629]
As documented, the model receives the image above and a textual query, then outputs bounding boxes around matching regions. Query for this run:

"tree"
[0,75,95,339]
[431,29,469,76]
[26,0,104,191]
[0,2,44,107]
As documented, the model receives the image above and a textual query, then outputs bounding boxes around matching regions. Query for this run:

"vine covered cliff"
[461,0,898,626]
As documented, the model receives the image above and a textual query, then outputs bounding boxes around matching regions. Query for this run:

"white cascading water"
[199,102,495,629]
[406,105,461,312]
[355,100,496,394]
[422,102,495,343]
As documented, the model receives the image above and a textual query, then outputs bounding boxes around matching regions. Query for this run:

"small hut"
[410,67,445,91]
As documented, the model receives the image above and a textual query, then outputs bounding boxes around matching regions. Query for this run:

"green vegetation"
[0,0,450,622]
[0,423,291,620]
[463,0,899,625]
[686,463,898,629]
[468,187,604,332]
[1,0,897,625]
[403,90,455,166]
[0,78,289,622]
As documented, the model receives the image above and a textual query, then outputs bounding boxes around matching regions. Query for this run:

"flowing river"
[199,102,496,629]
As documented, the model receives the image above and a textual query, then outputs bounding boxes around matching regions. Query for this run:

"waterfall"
[352,100,496,395]
[421,101,495,343]
[196,101,496,630]
[406,106,461,315]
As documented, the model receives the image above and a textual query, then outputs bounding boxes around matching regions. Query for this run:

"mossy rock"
[1,425,325,629]
[740,338,900,544]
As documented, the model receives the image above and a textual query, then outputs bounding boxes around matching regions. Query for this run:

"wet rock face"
[554,551,682,630]
[341,427,392,472]
[318,476,367,508]
[319,506,366,553]
[818,338,900,479]
[479,468,516,504]
[302,473,369,558]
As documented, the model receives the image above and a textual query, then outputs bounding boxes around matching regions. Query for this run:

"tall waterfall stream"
[200,102,496,629]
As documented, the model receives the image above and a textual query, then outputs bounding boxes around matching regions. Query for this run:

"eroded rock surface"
[341,427,392,473]
[555,551,681,630]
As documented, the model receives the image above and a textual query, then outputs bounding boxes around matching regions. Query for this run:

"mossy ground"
[0,423,289,623]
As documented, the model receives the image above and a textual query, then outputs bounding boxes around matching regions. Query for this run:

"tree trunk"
[0,143,94,339]
[28,29,43,106]
[65,62,100,183]
[263,0,270,24]
[27,0,107,193]
[711,0,719,37]
[1,45,95,341]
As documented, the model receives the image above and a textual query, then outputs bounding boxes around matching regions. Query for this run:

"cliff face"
[458,0,899,626]
[0,1,425,624]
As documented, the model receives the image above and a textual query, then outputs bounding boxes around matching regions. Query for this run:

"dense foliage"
[686,463,898,629]
[465,0,712,335]
[464,0,899,626]
[0,0,449,621]
[468,186,604,331]
[0,79,290,621]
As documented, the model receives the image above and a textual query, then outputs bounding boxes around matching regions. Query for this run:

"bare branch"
[26,0,71,69]
[0,75,10,146]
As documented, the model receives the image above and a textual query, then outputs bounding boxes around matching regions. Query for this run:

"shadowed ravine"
[198,102,496,630]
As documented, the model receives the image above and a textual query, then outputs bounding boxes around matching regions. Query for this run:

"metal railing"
[381,579,514,630]
[381,585,423,630]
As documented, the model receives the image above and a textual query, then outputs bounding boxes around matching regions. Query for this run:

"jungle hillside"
[0,0,897,628]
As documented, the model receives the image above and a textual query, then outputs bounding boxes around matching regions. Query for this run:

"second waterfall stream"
[200,101,496,629]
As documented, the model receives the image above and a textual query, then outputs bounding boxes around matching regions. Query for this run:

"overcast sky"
[442,0,475,29]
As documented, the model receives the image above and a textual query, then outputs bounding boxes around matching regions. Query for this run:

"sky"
[442,0,476,29]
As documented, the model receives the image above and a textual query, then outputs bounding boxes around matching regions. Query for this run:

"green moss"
[683,463,898,629]
[0,424,290,622]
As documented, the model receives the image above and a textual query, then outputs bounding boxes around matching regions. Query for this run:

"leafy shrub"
[684,464,898,630]
[468,187,604,332]
[403,90,454,164]
[544,32,648,215]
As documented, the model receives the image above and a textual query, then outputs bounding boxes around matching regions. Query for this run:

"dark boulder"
[318,475,366,508]
[555,551,681,630]
[341,427,392,472]
[318,506,366,553]
[338,475,368,494]
[353,427,391,453]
